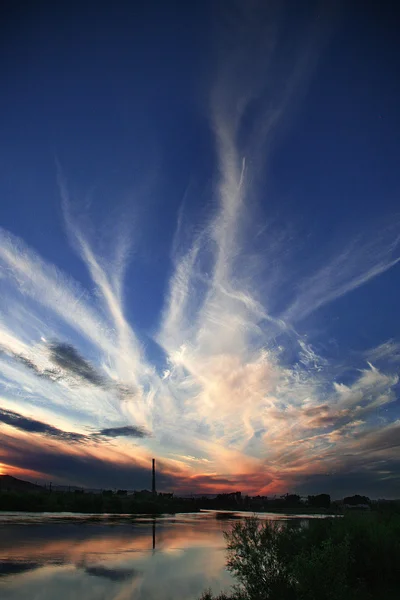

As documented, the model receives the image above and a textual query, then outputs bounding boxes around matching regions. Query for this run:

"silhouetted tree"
[284,494,301,507]
[343,495,370,506]
[308,494,331,508]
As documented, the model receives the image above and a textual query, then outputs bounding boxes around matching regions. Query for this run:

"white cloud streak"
[283,231,400,323]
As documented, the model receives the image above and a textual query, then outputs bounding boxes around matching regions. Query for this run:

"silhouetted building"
[134,489,153,498]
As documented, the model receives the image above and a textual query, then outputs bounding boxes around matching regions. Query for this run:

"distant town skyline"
[1,1,400,498]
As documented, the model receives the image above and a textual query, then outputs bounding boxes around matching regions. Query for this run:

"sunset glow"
[1,1,399,498]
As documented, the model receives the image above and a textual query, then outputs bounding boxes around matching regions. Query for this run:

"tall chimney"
[152,458,156,496]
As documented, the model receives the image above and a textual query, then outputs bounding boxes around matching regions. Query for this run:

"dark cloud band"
[48,342,106,387]
[0,407,150,444]
[1,341,137,401]
[97,425,150,439]
[0,407,87,443]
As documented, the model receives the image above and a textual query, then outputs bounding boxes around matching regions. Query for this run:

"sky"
[0,0,399,499]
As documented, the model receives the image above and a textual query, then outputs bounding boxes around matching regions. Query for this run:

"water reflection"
[0,511,329,600]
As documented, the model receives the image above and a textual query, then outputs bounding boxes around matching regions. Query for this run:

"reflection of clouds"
[83,564,140,582]
[0,518,232,600]
[0,561,40,578]
[0,519,226,563]
[1,564,127,600]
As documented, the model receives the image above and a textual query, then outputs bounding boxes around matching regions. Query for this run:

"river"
[0,510,332,600]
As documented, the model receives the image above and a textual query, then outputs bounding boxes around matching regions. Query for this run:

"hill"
[0,475,43,492]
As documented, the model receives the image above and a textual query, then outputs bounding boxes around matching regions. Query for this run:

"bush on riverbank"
[200,512,400,600]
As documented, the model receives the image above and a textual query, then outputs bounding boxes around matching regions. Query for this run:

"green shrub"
[200,512,400,600]
[224,517,299,600]
[291,536,350,600]
[199,591,235,600]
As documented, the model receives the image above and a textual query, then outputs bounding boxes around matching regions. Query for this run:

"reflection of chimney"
[152,458,156,496]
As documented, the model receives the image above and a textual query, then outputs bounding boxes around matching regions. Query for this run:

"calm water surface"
[0,510,330,600]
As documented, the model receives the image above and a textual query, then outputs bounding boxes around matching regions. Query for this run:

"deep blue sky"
[2,1,399,340]
[0,0,399,497]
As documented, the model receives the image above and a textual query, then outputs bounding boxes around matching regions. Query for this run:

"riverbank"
[247,506,341,515]
[0,490,199,514]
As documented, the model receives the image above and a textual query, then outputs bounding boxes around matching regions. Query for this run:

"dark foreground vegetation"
[200,510,400,600]
[0,489,195,514]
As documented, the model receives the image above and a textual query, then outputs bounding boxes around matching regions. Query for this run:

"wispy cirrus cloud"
[0,228,115,356]
[282,229,400,323]
[365,340,400,364]
[0,1,399,496]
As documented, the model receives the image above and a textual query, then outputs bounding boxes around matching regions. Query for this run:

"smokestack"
[152,458,156,496]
